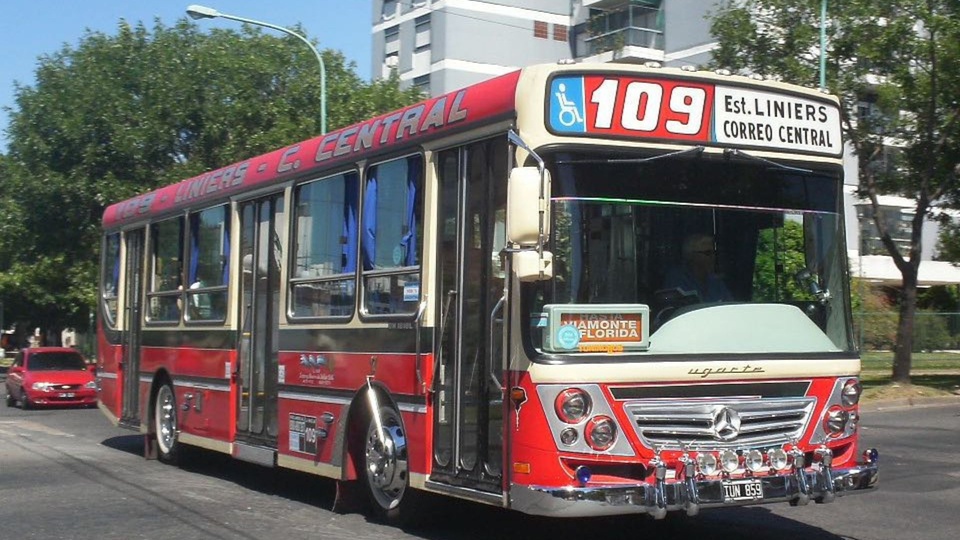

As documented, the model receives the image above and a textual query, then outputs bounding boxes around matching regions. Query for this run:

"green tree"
[710,0,960,383]
[0,18,423,342]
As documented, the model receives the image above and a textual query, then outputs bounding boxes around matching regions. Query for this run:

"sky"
[0,0,372,151]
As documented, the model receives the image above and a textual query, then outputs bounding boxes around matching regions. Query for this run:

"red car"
[4,347,97,409]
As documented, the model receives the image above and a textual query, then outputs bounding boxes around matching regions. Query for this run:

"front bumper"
[511,451,879,518]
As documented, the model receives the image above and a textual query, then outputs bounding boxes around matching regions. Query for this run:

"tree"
[0,18,423,342]
[710,0,960,383]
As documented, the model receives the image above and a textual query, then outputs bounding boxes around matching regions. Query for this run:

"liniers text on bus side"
[96,61,877,521]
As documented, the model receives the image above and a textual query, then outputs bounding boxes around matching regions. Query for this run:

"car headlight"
[554,388,592,424]
[841,379,861,407]
[32,382,54,392]
[85,381,96,389]
[584,415,617,451]
[823,405,849,436]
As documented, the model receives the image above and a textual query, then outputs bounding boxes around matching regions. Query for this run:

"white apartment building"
[370,0,960,287]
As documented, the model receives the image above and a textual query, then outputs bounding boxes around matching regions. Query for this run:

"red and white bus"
[97,62,878,520]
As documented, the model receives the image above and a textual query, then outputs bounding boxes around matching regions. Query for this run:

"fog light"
[768,448,789,471]
[720,450,740,473]
[560,427,578,446]
[584,416,617,451]
[823,406,849,436]
[696,452,718,475]
[745,449,764,472]
[841,379,861,407]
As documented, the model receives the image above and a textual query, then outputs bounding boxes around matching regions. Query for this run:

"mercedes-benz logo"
[712,406,742,441]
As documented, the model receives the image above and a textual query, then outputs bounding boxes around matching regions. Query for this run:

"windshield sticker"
[556,324,582,349]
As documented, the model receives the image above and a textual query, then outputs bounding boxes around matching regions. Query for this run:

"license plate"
[723,479,763,501]
[59,392,75,398]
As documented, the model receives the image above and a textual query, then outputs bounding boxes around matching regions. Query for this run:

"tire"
[5,391,14,407]
[154,383,180,464]
[20,389,31,410]
[362,406,412,522]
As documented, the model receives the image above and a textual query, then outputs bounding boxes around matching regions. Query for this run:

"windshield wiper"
[722,148,813,174]
[556,146,705,165]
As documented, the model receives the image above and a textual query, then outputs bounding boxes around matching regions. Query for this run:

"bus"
[97,62,878,520]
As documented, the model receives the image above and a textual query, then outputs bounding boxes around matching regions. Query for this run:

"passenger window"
[186,206,229,322]
[361,155,423,316]
[290,172,359,318]
[101,232,121,326]
[147,217,184,322]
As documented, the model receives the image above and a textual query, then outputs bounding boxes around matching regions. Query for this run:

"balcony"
[574,3,663,60]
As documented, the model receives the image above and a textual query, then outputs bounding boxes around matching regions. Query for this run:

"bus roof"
[102,69,522,228]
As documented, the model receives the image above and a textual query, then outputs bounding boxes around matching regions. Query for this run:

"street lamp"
[186,4,327,134]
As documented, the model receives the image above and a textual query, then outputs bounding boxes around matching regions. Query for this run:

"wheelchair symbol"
[555,83,584,127]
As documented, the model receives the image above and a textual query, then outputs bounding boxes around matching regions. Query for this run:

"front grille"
[624,398,816,450]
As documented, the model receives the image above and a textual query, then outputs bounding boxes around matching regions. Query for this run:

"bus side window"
[361,155,423,316]
[290,171,359,319]
[101,232,121,327]
[185,205,229,323]
[147,217,184,323]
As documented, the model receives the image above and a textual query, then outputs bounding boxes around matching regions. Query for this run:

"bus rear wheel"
[154,383,180,464]
[363,406,410,521]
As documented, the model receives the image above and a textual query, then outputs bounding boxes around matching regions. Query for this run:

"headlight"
[696,452,718,475]
[768,448,789,471]
[584,415,616,451]
[85,381,97,389]
[823,406,849,436]
[841,379,861,407]
[554,388,592,424]
[32,382,54,392]
[559,428,578,446]
[720,450,740,473]
[744,449,765,472]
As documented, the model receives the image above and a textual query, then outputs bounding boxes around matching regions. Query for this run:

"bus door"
[236,195,284,450]
[120,228,145,425]
[433,139,508,492]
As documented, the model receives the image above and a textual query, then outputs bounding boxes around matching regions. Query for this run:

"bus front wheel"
[363,406,410,521]
[154,383,180,464]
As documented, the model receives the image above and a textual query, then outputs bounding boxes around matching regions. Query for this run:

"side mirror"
[507,167,551,246]
[507,167,553,281]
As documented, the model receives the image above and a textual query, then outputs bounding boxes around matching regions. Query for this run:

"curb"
[861,394,960,412]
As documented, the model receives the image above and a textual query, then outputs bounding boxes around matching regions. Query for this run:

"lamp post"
[186,4,327,134]
[819,0,827,91]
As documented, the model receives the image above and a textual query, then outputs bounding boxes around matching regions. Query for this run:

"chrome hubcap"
[365,423,408,508]
[156,386,177,453]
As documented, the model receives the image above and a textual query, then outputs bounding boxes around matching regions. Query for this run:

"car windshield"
[526,150,854,356]
[28,352,88,371]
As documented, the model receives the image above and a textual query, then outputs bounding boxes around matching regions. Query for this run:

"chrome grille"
[624,398,816,449]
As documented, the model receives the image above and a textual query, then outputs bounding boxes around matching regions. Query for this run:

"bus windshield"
[528,150,855,356]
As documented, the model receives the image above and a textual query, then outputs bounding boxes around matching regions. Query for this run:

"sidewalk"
[861,393,960,412]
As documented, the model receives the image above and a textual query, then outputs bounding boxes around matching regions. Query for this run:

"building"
[370,0,960,288]
[371,0,716,96]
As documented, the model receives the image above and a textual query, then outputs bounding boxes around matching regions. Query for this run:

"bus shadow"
[401,496,854,540]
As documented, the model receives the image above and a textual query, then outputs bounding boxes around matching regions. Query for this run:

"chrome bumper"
[511,451,879,518]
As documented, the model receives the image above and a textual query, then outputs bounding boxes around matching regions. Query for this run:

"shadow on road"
[95,435,851,540]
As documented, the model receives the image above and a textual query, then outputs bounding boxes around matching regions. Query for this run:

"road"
[0,394,957,540]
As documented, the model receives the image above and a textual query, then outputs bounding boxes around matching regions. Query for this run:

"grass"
[860,351,960,401]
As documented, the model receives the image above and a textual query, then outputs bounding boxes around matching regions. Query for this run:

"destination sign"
[547,74,842,156]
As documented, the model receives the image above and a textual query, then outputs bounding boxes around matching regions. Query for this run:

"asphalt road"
[1,391,958,540]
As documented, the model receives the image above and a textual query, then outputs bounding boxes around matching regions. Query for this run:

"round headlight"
[559,427,579,446]
[584,415,617,451]
[841,379,861,407]
[696,452,718,475]
[768,448,789,471]
[823,406,849,436]
[720,450,740,473]
[744,449,764,472]
[554,388,592,424]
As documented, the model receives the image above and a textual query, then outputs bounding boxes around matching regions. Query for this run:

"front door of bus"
[121,228,145,425]
[236,195,284,446]
[433,139,508,492]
